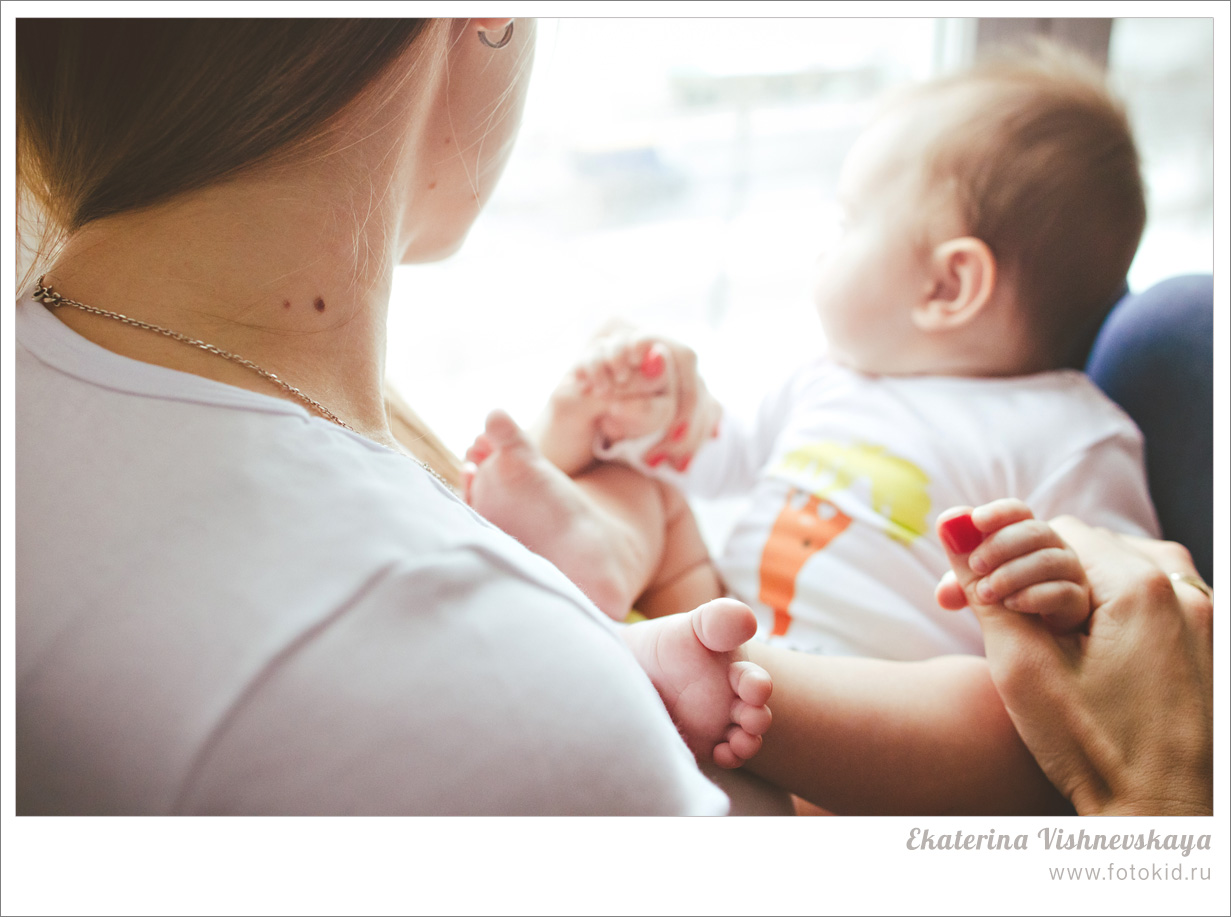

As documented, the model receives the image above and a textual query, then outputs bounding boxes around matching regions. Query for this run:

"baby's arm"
[740,500,1094,814]
[743,644,1070,814]
[535,325,720,477]
[936,499,1092,632]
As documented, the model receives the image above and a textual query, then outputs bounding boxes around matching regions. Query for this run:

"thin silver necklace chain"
[33,277,458,491]
[34,277,355,431]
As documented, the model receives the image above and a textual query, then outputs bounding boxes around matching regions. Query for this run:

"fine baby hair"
[890,41,1146,370]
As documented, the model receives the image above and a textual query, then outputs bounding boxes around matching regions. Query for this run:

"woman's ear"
[912,237,997,332]
[472,18,515,35]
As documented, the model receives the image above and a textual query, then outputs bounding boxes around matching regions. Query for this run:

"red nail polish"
[673,454,692,473]
[670,421,689,442]
[939,513,984,554]
[641,349,665,379]
[646,452,667,467]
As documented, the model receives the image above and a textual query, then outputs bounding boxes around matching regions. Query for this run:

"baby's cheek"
[811,272,845,333]
[814,292,859,355]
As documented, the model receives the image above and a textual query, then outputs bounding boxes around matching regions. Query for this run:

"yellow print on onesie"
[758,441,930,637]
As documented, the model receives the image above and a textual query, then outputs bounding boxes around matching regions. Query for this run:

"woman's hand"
[942,514,1213,815]
[539,322,721,476]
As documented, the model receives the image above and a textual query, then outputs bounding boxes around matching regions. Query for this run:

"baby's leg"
[466,413,768,768]
[465,410,721,620]
[636,480,725,619]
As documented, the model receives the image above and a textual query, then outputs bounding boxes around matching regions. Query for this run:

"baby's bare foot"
[465,410,658,620]
[622,598,772,768]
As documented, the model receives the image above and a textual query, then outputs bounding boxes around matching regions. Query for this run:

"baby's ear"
[912,237,997,332]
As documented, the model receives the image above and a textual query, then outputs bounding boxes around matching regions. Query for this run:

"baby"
[463,47,1162,813]
[467,44,1159,663]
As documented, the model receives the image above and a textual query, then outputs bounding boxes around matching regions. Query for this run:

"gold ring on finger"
[1169,572,1213,600]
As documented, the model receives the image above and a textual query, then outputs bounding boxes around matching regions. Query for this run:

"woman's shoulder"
[18,335,727,813]
[19,465,724,814]
[170,548,728,814]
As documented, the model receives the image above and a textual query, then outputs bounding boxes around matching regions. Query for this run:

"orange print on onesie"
[757,489,852,636]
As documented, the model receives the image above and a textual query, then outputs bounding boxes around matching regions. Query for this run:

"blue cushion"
[1085,275,1214,583]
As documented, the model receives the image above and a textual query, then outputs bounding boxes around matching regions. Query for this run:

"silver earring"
[478,21,514,49]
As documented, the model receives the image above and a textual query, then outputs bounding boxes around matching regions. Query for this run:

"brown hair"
[16,18,435,287]
[16,18,466,484]
[902,43,1146,369]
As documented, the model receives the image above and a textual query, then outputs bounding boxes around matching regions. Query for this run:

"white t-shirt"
[656,358,1160,660]
[15,298,728,815]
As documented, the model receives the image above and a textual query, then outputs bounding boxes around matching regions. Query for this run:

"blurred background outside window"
[387,17,1215,544]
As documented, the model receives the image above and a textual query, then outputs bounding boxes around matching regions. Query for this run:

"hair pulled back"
[16,19,434,287]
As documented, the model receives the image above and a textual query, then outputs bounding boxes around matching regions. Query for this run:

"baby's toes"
[732,697,772,737]
[724,725,764,764]
[460,462,477,505]
[729,659,772,708]
[464,433,493,466]
[712,741,742,770]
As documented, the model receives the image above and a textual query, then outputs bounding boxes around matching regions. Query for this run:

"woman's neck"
[42,155,405,446]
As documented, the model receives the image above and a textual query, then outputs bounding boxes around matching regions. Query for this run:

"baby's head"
[815,44,1145,376]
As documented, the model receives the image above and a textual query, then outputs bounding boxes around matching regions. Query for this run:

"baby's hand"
[572,327,678,450]
[572,323,721,473]
[935,499,1092,633]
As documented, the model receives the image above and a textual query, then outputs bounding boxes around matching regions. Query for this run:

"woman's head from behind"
[16,18,535,287]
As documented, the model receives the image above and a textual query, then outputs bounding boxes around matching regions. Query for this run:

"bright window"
[388,17,1214,484]
[1109,17,1214,289]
